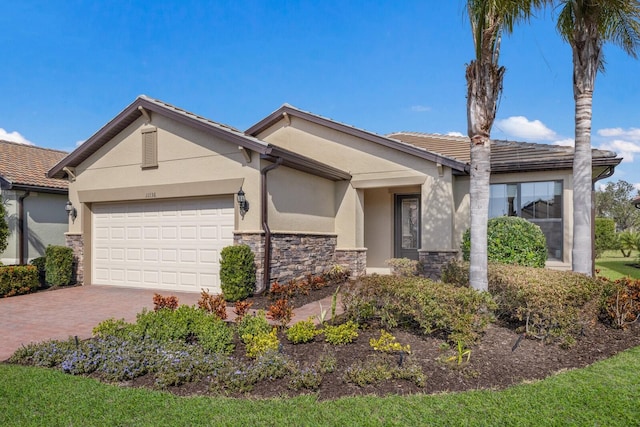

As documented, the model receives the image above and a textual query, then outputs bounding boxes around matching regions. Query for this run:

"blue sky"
[1,1,638,190]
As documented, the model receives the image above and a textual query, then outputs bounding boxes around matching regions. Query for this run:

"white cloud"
[446,131,465,137]
[75,140,86,147]
[598,139,640,162]
[494,116,557,141]
[634,182,640,192]
[410,105,431,112]
[597,127,640,140]
[553,138,574,147]
[0,128,33,145]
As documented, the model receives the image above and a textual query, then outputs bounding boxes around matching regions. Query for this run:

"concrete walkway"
[0,285,342,361]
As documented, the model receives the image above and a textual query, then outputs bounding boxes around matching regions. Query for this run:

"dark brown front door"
[394,194,420,260]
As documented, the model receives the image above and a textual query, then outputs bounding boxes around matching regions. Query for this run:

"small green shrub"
[286,318,322,344]
[343,354,426,388]
[324,321,359,345]
[595,218,620,258]
[92,318,133,338]
[461,216,547,267]
[242,328,280,358]
[0,195,9,255]
[44,245,74,286]
[29,256,47,287]
[0,265,39,297]
[487,263,603,345]
[220,244,256,302]
[601,276,640,329]
[236,310,271,343]
[135,305,234,353]
[342,275,495,345]
[369,330,411,354]
[386,258,421,277]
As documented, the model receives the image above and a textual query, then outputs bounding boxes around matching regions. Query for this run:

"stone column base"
[65,233,84,285]
[418,250,459,280]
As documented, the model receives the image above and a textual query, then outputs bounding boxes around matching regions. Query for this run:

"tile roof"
[387,132,622,173]
[633,196,640,209]
[0,140,68,191]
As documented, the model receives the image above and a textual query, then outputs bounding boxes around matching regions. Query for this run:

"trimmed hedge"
[0,265,39,297]
[442,260,603,346]
[220,244,256,302]
[29,256,47,287]
[462,216,547,267]
[342,275,495,345]
[45,246,74,286]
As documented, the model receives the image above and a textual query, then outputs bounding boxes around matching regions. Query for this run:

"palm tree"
[555,0,640,275]
[466,0,545,291]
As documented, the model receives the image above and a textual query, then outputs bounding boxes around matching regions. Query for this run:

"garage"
[92,197,234,293]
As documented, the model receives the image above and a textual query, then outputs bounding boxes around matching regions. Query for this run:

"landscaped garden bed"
[6,263,640,401]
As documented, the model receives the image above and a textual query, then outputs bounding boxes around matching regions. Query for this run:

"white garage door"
[92,197,234,293]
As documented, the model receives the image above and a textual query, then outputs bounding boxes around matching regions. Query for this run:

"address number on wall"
[145,192,157,199]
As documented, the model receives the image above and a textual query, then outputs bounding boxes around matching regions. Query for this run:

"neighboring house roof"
[48,96,350,182]
[245,104,469,174]
[388,132,623,174]
[0,140,68,193]
[633,196,640,209]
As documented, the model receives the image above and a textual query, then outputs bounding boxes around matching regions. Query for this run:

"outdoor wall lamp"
[65,201,77,221]
[237,188,249,217]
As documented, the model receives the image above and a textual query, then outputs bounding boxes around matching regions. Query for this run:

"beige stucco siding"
[363,188,393,268]
[267,165,336,233]
[68,114,263,234]
[0,190,67,264]
[421,168,455,251]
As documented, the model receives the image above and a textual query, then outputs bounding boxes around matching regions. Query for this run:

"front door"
[394,194,420,260]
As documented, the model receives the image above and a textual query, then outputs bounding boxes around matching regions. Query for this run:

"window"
[489,181,563,260]
[141,127,158,169]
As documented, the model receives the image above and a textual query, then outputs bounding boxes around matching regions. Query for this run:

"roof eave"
[263,146,351,181]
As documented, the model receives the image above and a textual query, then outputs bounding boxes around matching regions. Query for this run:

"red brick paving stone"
[0,286,343,361]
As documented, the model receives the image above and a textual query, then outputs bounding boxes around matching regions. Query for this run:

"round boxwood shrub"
[461,216,547,268]
[220,244,256,301]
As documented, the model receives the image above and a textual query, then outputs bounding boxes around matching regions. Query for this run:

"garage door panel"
[93,197,233,292]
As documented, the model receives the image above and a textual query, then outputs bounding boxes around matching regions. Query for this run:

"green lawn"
[2,345,640,426]
[596,250,640,280]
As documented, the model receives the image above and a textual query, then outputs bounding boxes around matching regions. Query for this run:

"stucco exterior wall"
[0,190,67,264]
[363,187,392,268]
[267,166,336,233]
[69,114,263,235]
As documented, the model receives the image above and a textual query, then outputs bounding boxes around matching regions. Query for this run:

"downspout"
[18,191,30,265]
[591,166,616,276]
[260,158,283,293]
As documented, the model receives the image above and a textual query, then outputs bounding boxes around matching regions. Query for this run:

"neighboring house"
[0,140,69,265]
[47,96,622,293]
[634,196,640,210]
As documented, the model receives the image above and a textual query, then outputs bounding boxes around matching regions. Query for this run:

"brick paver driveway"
[0,286,201,361]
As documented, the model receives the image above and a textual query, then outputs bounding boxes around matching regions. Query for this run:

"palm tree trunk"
[469,142,491,291]
[572,91,594,275]
[466,59,503,292]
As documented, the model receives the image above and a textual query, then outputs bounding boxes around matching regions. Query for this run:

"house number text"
[145,192,157,199]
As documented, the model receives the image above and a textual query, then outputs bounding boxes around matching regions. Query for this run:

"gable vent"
[141,127,158,169]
